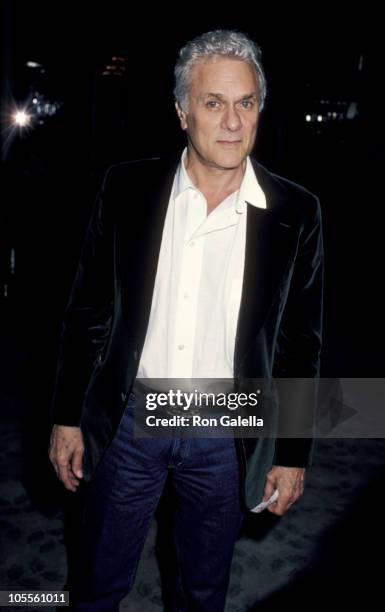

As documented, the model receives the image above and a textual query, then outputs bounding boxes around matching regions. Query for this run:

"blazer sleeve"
[272,194,324,467]
[49,168,114,426]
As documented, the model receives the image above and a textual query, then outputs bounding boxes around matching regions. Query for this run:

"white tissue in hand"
[250,489,279,513]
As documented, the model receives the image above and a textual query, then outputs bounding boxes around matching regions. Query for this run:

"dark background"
[0,3,384,607]
[0,3,383,433]
[2,4,383,392]
[0,5,383,457]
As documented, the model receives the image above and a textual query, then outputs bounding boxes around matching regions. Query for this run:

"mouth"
[217,140,242,147]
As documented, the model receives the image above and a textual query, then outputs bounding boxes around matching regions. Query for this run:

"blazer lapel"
[119,152,181,347]
[234,164,299,374]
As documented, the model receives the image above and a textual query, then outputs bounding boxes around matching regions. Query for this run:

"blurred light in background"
[304,99,359,124]
[13,109,31,127]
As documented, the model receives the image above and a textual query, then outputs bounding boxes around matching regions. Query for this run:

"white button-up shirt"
[137,148,266,379]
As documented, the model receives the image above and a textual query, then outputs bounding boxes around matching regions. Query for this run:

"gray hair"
[174,30,267,113]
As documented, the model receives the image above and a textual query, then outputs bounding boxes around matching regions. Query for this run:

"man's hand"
[48,425,85,492]
[262,465,306,516]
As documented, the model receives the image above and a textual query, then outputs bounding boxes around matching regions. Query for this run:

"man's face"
[176,56,260,170]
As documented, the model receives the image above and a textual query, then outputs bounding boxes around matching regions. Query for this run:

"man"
[49,30,323,611]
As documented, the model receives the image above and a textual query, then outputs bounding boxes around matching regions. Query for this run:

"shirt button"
[183,292,190,298]
[189,241,195,247]
[177,344,185,350]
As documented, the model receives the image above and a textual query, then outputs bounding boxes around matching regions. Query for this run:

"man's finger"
[57,462,77,490]
[71,450,84,479]
[262,480,275,503]
[268,490,293,515]
[63,473,79,492]
[50,456,79,491]
[275,497,289,515]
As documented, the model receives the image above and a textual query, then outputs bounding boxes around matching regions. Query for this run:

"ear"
[175,101,188,130]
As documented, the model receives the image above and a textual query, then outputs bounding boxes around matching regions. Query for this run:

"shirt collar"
[236,155,267,212]
[174,147,266,212]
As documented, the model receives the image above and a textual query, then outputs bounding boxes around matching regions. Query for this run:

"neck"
[184,146,246,198]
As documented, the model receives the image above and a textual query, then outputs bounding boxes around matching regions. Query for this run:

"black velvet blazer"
[50,151,323,509]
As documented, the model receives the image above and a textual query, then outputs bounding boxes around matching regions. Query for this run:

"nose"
[221,105,242,132]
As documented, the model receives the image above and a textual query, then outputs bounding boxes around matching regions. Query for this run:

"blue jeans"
[68,389,244,611]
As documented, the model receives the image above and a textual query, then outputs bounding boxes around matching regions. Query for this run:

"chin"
[214,152,244,170]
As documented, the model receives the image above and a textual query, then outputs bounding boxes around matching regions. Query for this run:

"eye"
[206,100,220,109]
[240,99,255,109]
